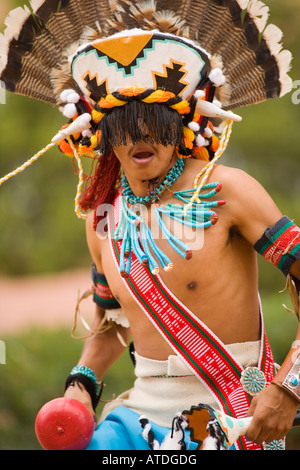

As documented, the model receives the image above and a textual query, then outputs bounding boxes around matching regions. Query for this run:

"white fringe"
[277,50,293,97]
[160,414,188,450]
[160,430,184,450]
[263,24,283,56]
[139,415,160,450]
[3,6,31,39]
[262,24,293,97]
[202,435,220,450]
[236,0,249,9]
[247,0,269,33]
[105,308,130,329]
[236,0,269,33]
[236,1,292,98]
[29,0,46,13]
[0,6,31,74]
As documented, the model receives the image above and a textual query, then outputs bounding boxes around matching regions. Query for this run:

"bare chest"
[98,196,259,344]
[100,209,239,308]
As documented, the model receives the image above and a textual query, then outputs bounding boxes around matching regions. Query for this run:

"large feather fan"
[0,0,293,110]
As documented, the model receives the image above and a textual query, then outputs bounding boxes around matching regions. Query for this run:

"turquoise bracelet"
[70,365,101,394]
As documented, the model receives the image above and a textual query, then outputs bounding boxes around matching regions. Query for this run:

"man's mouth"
[132,145,155,165]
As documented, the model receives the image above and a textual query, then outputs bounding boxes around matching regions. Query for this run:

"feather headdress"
[0,0,293,106]
[0,0,293,216]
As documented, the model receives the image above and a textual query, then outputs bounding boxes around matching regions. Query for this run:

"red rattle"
[35,397,94,450]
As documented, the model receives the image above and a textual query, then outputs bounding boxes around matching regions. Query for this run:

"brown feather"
[0,0,293,109]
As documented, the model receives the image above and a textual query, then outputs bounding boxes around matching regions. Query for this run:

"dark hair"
[80,100,185,227]
[97,100,184,155]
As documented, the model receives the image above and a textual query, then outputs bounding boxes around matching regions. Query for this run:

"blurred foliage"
[0,93,91,275]
[0,0,300,287]
[0,328,135,450]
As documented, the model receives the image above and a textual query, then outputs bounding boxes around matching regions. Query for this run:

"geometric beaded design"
[240,366,267,397]
[263,439,285,451]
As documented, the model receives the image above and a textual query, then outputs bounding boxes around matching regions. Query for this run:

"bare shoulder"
[185,159,266,197]
[211,163,282,243]
[210,163,276,205]
[183,158,254,188]
[211,163,257,188]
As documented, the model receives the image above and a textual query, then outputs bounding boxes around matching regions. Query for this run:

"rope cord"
[183,120,233,215]
[0,142,55,187]
[68,138,87,220]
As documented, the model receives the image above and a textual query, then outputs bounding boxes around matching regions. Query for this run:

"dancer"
[0,0,299,450]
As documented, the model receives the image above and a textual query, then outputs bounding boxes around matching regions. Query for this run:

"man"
[64,109,300,450]
[0,0,299,451]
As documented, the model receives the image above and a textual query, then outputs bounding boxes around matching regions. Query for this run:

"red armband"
[254,216,300,276]
[91,263,121,310]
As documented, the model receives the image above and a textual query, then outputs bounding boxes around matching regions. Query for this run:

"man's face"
[113,139,177,182]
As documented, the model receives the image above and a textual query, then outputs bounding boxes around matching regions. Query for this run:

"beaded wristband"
[65,365,103,410]
[70,365,101,393]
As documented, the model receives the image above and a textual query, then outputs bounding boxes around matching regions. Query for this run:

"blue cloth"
[86,406,199,451]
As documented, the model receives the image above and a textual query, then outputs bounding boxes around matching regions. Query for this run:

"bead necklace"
[115,159,226,278]
[121,157,185,204]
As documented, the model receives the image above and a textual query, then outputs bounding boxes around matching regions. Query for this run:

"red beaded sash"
[108,194,275,450]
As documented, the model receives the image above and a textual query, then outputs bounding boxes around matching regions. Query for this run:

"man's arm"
[223,167,300,444]
[64,304,131,419]
[64,211,131,420]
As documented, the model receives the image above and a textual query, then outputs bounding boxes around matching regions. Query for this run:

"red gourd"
[35,398,94,450]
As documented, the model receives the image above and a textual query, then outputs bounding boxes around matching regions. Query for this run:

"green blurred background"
[0,0,299,450]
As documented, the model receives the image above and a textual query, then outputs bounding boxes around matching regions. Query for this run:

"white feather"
[129,0,156,20]
[236,0,249,10]
[263,24,283,57]
[236,0,269,32]
[277,49,293,97]
[261,24,292,97]
[0,6,31,75]
[0,34,8,74]
[29,0,46,12]
[4,6,31,40]
[247,0,269,33]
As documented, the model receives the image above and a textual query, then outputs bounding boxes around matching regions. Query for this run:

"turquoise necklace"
[121,157,185,204]
[115,158,225,278]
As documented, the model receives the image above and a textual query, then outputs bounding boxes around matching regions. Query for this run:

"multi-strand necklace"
[115,157,225,278]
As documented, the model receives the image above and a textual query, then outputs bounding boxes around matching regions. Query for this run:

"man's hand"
[245,383,298,444]
[64,381,97,429]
